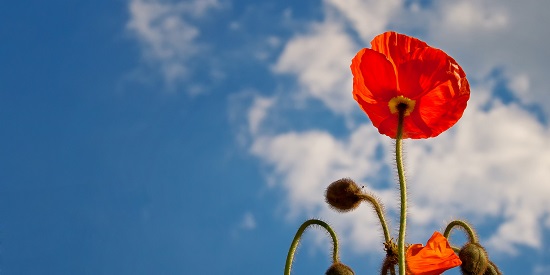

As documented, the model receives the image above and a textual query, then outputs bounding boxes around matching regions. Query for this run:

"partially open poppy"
[406,232,462,275]
[351,31,470,139]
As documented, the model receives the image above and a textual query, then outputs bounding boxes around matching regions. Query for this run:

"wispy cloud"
[231,211,257,239]
[126,0,221,91]
[248,96,275,136]
[239,212,257,230]
[326,0,402,42]
[533,264,550,275]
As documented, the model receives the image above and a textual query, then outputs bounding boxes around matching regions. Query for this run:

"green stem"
[359,194,391,244]
[284,219,339,275]
[443,220,478,244]
[395,110,407,275]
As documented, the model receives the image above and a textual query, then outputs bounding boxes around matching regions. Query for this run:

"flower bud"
[325,262,355,275]
[484,261,502,275]
[459,243,489,275]
[325,178,362,212]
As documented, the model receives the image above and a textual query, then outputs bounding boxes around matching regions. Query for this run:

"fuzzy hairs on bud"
[459,243,489,275]
[325,262,355,275]
[325,178,363,212]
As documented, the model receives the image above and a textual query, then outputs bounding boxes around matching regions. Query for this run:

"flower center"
[388,96,416,116]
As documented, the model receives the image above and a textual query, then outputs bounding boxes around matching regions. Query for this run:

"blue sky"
[1,0,550,274]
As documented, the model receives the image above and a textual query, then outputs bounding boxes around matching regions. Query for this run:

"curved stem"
[359,193,391,244]
[443,220,478,244]
[395,110,407,275]
[284,219,339,275]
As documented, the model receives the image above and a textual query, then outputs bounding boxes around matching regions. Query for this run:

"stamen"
[388,96,416,116]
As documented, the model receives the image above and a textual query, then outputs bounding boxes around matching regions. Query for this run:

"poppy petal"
[407,110,434,138]
[397,48,453,99]
[406,232,462,275]
[397,47,466,99]
[353,93,392,133]
[351,48,397,103]
[378,113,432,139]
[414,83,470,137]
[396,48,470,138]
[370,31,429,68]
[351,31,470,139]
[375,111,399,138]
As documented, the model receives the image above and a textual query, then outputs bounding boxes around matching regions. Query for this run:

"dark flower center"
[388,96,416,116]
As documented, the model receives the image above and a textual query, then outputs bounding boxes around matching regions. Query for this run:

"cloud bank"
[123,0,550,265]
[247,0,550,259]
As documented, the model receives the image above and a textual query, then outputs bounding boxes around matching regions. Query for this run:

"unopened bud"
[459,243,489,275]
[325,178,362,212]
[484,261,502,275]
[325,262,355,275]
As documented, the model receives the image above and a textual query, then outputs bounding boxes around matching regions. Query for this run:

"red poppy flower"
[351,31,470,139]
[406,232,462,275]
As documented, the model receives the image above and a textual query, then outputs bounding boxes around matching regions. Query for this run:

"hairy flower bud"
[325,178,362,212]
[325,262,355,275]
[484,261,502,275]
[459,243,489,275]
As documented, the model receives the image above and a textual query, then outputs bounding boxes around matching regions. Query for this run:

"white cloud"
[272,0,407,115]
[240,212,257,230]
[251,127,385,216]
[404,87,550,254]
[250,127,397,252]
[441,1,508,31]
[247,0,550,259]
[248,96,275,136]
[126,0,220,89]
[325,0,402,42]
[180,0,220,16]
[251,80,550,255]
[507,74,530,97]
[424,0,550,114]
[231,212,257,239]
[273,18,357,114]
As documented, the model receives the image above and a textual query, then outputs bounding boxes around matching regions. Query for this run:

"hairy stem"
[443,220,479,244]
[359,193,391,244]
[284,219,339,275]
[396,110,407,275]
